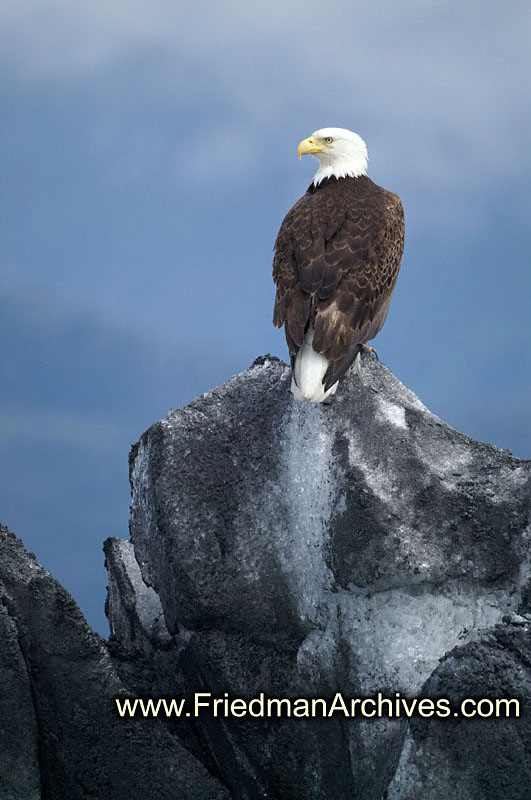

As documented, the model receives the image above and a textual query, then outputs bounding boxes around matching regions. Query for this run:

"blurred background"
[1,0,530,634]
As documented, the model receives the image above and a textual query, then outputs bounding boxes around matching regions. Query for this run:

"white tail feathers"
[291,327,338,403]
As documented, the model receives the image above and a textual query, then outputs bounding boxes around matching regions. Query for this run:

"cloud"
[0,407,126,449]
[3,0,531,195]
[2,0,171,77]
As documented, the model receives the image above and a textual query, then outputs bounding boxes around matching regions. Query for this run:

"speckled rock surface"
[104,537,172,657]
[388,618,531,799]
[107,353,531,799]
[0,524,229,800]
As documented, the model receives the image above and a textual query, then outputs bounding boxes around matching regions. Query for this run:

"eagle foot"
[361,344,379,361]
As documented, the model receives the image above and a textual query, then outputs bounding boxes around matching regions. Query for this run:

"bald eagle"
[272,127,404,402]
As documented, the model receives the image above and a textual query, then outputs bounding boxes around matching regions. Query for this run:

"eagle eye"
[325,137,333,144]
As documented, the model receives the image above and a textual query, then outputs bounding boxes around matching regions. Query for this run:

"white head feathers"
[302,127,368,186]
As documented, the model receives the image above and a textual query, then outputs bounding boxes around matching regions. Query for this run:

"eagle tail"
[323,344,362,391]
[291,326,338,403]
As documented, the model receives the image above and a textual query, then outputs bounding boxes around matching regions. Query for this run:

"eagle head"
[297,127,368,185]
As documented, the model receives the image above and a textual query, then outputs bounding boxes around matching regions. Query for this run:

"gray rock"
[113,353,531,799]
[104,537,172,657]
[0,524,230,800]
[0,600,40,800]
[3,351,529,799]
[388,622,531,799]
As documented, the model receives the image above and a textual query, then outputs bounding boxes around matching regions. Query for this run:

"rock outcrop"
[387,618,531,799]
[2,353,530,799]
[108,353,531,799]
[0,524,229,800]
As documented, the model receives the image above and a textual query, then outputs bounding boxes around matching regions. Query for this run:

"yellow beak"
[297,137,326,159]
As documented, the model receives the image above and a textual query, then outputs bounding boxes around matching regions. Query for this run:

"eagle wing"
[273,179,404,389]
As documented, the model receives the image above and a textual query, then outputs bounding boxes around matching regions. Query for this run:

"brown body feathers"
[273,175,404,390]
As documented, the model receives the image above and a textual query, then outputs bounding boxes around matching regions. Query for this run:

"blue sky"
[1,0,530,633]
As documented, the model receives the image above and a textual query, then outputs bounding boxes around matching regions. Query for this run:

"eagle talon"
[362,345,379,361]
